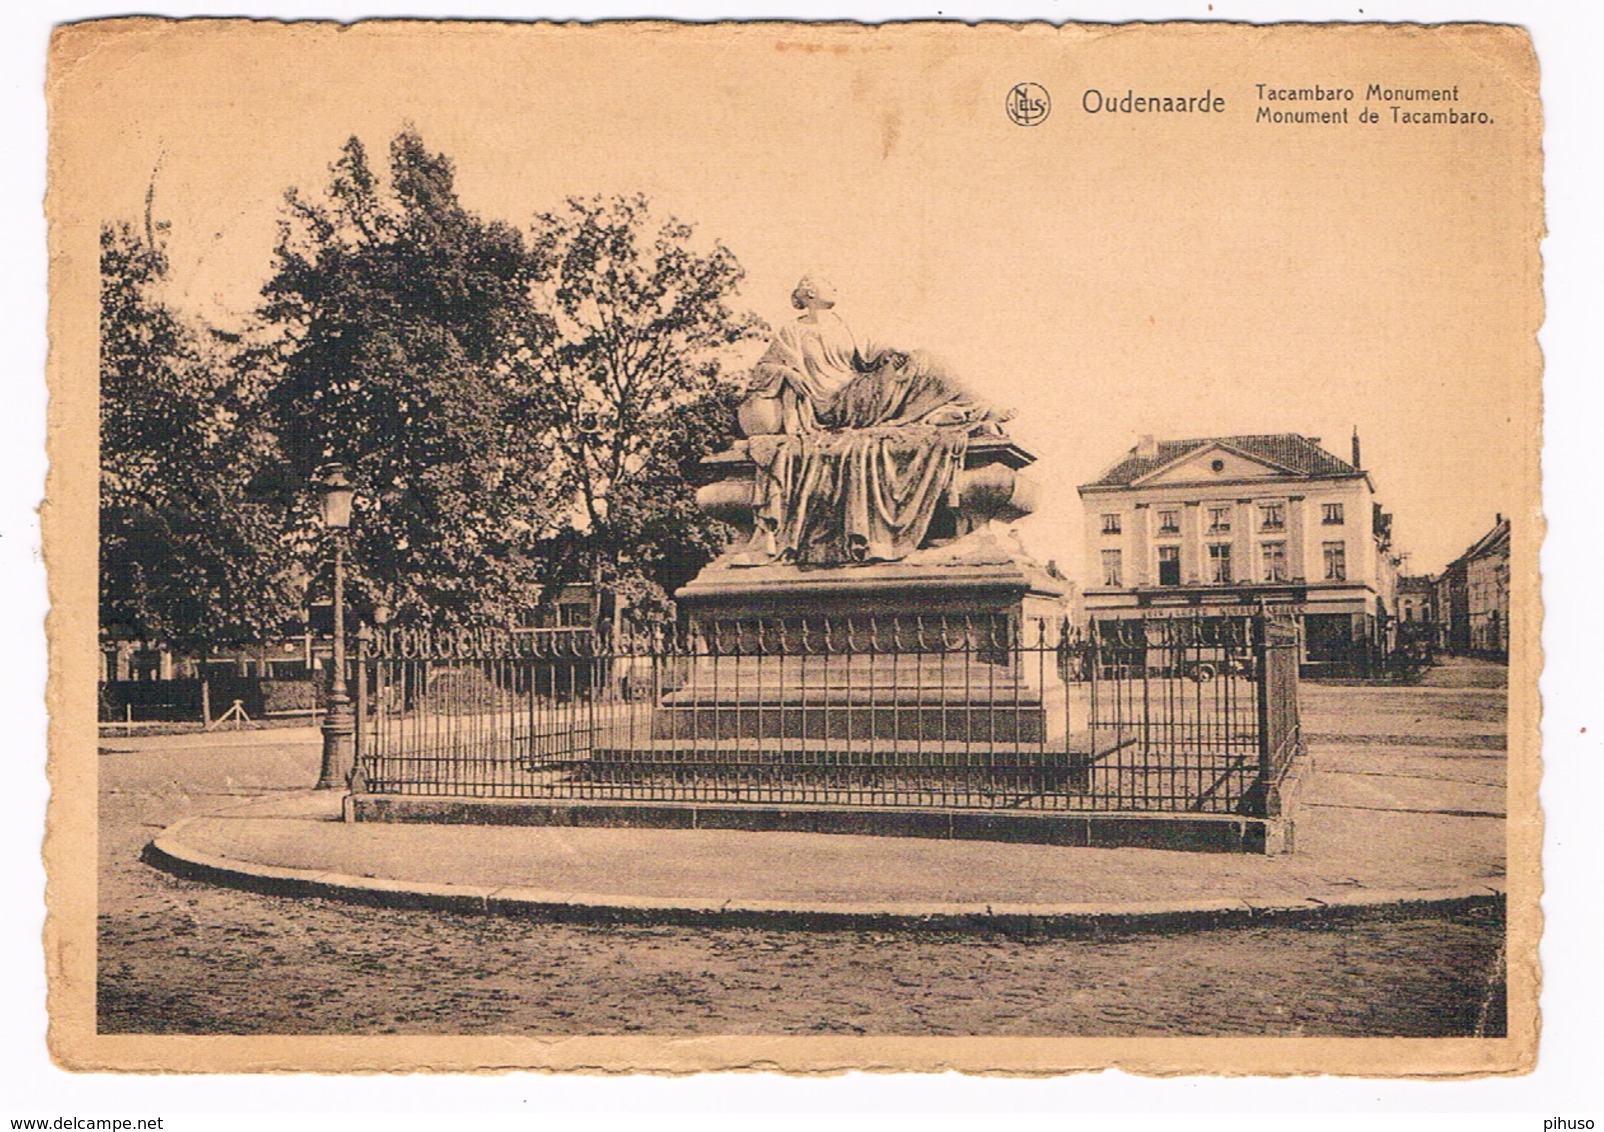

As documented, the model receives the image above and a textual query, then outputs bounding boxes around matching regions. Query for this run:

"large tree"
[99,217,300,654]
[524,194,764,612]
[259,130,559,626]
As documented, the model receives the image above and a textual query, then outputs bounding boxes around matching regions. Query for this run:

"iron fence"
[1087,613,1299,815]
[352,609,1302,816]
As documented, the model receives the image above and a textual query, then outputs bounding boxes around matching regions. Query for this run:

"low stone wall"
[349,793,1292,854]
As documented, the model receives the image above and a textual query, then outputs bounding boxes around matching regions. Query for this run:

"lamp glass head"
[318,464,355,530]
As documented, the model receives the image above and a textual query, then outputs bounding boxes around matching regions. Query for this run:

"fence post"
[1243,613,1281,819]
[350,626,370,794]
[1088,618,1099,751]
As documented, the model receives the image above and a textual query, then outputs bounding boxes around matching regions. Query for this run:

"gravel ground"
[97,659,1509,1037]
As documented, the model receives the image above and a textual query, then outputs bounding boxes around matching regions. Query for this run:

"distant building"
[516,583,613,635]
[1394,574,1437,651]
[100,622,315,684]
[1433,562,1467,655]
[1396,574,1435,626]
[1077,431,1399,672]
[101,583,618,682]
[1435,516,1510,659]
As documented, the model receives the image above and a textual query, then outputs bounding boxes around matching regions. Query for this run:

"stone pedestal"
[650,632,1068,745]
[666,431,1070,747]
[675,525,1069,643]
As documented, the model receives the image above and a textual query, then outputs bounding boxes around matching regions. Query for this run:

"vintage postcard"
[46,18,1542,1075]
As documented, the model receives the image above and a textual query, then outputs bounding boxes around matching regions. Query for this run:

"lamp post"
[315,463,356,790]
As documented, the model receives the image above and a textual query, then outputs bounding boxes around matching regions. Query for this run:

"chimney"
[1136,434,1158,459]
[1351,427,1362,470]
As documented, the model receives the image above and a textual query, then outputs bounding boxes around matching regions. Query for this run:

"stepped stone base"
[578,739,1093,793]
[647,652,1066,743]
[650,698,1057,743]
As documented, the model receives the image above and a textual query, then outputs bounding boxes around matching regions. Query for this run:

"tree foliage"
[99,219,301,653]
[260,130,558,626]
[102,131,764,649]
[524,194,764,608]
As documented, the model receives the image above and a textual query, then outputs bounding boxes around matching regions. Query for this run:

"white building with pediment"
[1077,432,1399,670]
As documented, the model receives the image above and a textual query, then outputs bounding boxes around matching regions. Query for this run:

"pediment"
[1134,443,1295,487]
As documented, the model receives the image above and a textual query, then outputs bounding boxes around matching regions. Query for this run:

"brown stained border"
[44,18,1543,1075]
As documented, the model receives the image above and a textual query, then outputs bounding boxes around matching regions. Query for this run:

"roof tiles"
[1085,433,1361,488]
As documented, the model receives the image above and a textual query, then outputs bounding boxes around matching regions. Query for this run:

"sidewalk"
[145,663,1509,933]
[101,723,322,751]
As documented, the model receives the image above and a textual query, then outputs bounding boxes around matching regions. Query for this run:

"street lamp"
[315,463,356,790]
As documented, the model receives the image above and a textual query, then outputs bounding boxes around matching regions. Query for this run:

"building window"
[1157,508,1180,534]
[1207,505,1231,533]
[1261,541,1287,583]
[1322,502,1345,525]
[1101,549,1123,588]
[1157,545,1181,586]
[1323,540,1347,581]
[1208,543,1233,584]
[1101,513,1121,535]
[1260,502,1285,531]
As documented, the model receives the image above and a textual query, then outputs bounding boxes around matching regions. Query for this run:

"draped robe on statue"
[743,311,1006,566]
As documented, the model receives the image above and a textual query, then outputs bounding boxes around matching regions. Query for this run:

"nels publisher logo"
[1006,82,1051,126]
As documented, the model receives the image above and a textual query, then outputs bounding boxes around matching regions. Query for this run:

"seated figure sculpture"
[737,277,1012,566]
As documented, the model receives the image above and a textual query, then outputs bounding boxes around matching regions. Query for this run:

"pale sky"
[56,19,1541,577]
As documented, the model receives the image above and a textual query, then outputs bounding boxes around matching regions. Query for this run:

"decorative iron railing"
[351,610,1302,817]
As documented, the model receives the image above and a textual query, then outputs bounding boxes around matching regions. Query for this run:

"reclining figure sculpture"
[736,276,1013,566]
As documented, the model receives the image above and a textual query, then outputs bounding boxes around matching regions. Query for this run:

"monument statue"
[735,276,1013,566]
[666,275,1067,747]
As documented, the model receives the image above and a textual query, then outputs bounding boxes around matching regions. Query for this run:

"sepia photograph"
[40,14,1548,1081]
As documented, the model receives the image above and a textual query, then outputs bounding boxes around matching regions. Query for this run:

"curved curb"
[145,815,1505,937]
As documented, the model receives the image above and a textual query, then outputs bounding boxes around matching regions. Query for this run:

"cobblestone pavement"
[97,660,1509,1037]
